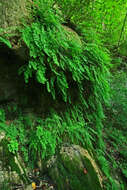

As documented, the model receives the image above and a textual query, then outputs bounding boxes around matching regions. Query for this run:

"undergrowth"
[0,106,93,167]
[103,71,127,189]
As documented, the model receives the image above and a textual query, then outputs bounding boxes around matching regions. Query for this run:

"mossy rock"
[0,138,28,184]
[46,144,103,190]
[62,25,82,46]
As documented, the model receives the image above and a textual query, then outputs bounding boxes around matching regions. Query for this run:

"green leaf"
[0,37,12,48]
[36,69,46,84]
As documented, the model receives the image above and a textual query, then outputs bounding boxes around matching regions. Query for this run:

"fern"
[0,106,94,165]
[0,37,12,48]
[15,2,114,188]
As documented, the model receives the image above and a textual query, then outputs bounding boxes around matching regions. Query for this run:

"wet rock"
[46,144,103,190]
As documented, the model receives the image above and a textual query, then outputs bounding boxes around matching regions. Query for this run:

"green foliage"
[107,71,127,128]
[103,71,127,189]
[0,108,5,122]
[19,1,111,108]
[118,41,127,57]
[55,0,127,47]
[0,107,93,168]
[89,0,127,46]
[0,180,10,190]
[55,0,91,22]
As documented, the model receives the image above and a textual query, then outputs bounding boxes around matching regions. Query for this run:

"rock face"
[0,44,40,114]
[0,0,28,30]
[0,134,28,188]
[0,56,18,103]
[46,144,103,190]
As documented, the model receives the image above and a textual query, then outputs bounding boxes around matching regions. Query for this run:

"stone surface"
[46,144,103,190]
[0,135,28,186]
[0,46,25,104]
[62,25,82,46]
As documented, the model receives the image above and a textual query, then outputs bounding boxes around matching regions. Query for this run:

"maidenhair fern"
[19,17,110,110]
[0,108,93,167]
[17,0,112,181]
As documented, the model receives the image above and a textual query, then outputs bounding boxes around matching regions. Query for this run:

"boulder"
[62,25,82,46]
[46,144,103,190]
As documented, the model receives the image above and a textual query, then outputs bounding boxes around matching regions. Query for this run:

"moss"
[47,145,102,190]
[0,139,27,183]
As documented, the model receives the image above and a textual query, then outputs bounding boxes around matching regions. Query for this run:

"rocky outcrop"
[46,144,103,190]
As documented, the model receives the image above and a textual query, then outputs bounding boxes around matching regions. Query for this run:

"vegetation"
[0,0,127,189]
